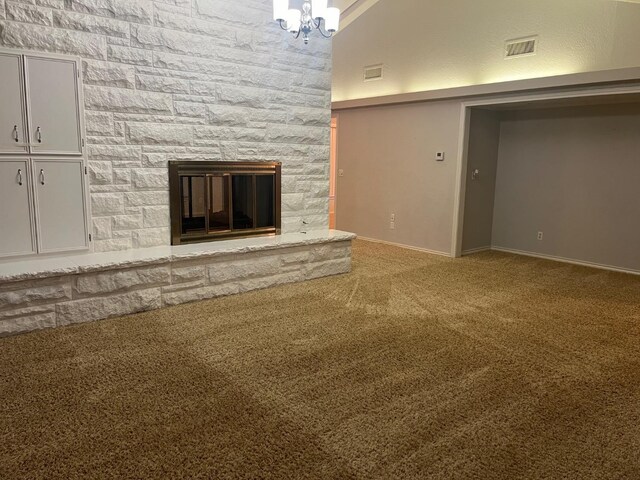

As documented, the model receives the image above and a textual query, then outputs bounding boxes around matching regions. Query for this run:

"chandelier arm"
[293,29,302,40]
[317,27,334,39]
[278,19,288,31]
[312,17,322,29]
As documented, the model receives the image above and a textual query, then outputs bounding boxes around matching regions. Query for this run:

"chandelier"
[273,0,341,44]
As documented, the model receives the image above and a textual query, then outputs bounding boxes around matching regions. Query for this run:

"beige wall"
[492,104,640,271]
[333,0,640,102]
[335,100,462,254]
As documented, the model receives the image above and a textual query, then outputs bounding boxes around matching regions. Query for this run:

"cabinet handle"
[13,125,19,143]
[36,127,42,143]
[40,169,45,186]
[17,169,23,186]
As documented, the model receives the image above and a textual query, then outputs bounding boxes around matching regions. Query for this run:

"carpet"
[1,240,639,479]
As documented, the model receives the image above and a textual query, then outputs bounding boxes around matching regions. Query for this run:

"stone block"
[171,265,207,284]
[193,126,264,144]
[305,258,351,280]
[0,21,106,59]
[208,255,281,284]
[133,228,169,248]
[57,288,162,326]
[0,282,72,310]
[75,266,170,296]
[91,193,124,216]
[132,169,168,189]
[142,206,169,227]
[127,123,193,146]
[6,2,52,26]
[92,216,112,240]
[93,238,132,252]
[0,313,56,337]
[112,213,142,231]
[136,74,190,94]
[113,168,131,184]
[267,124,330,145]
[83,59,135,88]
[53,10,129,38]
[88,144,140,163]
[288,107,332,127]
[193,0,266,28]
[153,51,237,80]
[37,0,65,9]
[88,161,113,185]
[216,84,268,108]
[162,283,240,307]
[85,111,113,136]
[309,242,352,262]
[107,44,153,66]
[124,191,169,207]
[85,86,173,114]
[235,271,304,293]
[65,0,153,24]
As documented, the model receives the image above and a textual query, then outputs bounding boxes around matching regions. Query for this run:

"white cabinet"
[33,159,88,253]
[0,49,89,259]
[0,53,28,155]
[0,160,36,257]
[25,56,82,155]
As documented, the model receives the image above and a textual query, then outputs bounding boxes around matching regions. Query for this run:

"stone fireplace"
[169,161,281,245]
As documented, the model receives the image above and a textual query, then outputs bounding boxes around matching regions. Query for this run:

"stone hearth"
[0,231,355,337]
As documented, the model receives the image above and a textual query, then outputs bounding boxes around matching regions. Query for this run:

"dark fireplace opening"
[169,161,281,245]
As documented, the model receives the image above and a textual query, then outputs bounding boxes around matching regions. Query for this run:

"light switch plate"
[436,152,445,161]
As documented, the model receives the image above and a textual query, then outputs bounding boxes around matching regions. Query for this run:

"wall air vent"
[364,64,384,81]
[505,37,537,58]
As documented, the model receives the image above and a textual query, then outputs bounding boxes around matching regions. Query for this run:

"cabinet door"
[33,159,88,253]
[0,160,36,257]
[25,56,82,155]
[0,53,28,155]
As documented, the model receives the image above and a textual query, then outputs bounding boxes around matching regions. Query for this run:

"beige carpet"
[1,240,639,479]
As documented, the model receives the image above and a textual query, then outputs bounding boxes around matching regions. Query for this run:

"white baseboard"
[357,237,452,257]
[491,246,640,276]
[461,246,492,256]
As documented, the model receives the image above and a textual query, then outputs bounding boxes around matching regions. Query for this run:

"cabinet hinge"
[84,166,87,175]
[82,138,85,147]
[89,234,92,242]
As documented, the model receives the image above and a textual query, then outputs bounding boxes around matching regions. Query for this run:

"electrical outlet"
[537,231,544,241]
[390,213,395,221]
[436,152,445,161]
[338,169,344,177]
[390,221,395,230]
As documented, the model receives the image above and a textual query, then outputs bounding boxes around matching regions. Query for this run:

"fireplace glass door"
[170,161,281,245]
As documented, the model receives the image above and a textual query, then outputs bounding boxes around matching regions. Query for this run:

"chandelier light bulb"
[324,7,340,32]
[273,0,288,22]
[311,0,328,20]
[286,8,302,33]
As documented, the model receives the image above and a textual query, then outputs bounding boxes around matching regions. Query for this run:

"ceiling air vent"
[364,64,384,81]
[505,37,537,58]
